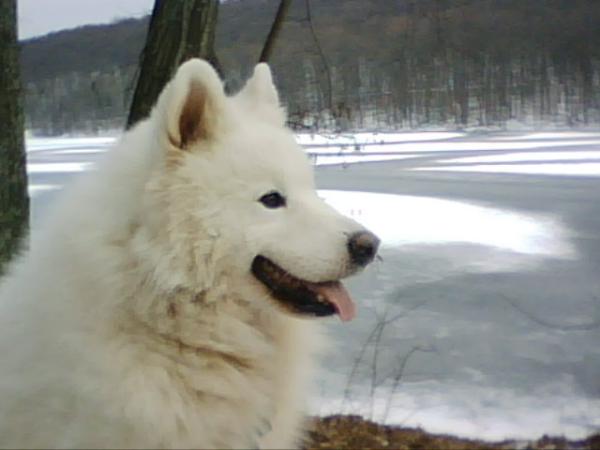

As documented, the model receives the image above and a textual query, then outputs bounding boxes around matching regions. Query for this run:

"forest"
[20,0,600,134]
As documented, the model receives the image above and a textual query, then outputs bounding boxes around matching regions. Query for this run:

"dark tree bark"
[259,0,292,63]
[126,0,219,129]
[0,0,29,274]
[180,0,219,64]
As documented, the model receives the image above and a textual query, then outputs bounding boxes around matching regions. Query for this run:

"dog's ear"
[158,59,226,150]
[236,63,286,126]
[243,63,280,107]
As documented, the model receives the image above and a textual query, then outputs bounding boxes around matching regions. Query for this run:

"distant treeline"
[21,0,600,134]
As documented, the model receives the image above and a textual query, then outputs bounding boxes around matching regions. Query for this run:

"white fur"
[0,60,367,449]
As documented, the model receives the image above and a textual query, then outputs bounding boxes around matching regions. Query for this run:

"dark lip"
[251,255,337,317]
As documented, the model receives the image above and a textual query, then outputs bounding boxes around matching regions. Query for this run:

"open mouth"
[251,255,356,321]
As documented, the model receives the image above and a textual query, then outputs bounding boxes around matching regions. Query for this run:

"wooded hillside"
[21,0,600,134]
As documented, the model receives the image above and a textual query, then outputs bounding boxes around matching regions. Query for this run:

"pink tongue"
[315,283,356,322]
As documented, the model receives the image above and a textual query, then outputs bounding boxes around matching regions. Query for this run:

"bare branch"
[342,314,385,411]
[382,345,437,423]
[304,0,333,111]
[500,294,600,331]
[368,319,386,420]
[259,0,292,63]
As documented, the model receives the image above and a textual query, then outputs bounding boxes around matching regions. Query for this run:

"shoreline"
[305,415,600,450]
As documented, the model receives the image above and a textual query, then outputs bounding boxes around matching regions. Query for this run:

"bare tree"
[304,0,333,112]
[126,0,220,129]
[258,0,292,63]
[0,0,29,274]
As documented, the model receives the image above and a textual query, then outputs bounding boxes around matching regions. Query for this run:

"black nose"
[347,231,380,267]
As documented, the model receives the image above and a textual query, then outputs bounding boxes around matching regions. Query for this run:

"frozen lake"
[26,131,600,441]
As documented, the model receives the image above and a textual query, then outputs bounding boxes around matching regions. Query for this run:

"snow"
[298,132,600,175]
[28,184,60,196]
[308,139,600,154]
[27,162,92,174]
[296,131,465,146]
[319,190,574,258]
[491,132,600,141]
[418,163,600,177]
[45,148,108,155]
[26,136,115,152]
[445,151,600,164]
[312,154,416,166]
[26,132,600,177]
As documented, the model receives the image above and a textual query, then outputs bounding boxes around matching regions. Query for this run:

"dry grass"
[304,415,600,450]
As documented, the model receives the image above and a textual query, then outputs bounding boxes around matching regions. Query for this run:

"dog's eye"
[259,191,286,209]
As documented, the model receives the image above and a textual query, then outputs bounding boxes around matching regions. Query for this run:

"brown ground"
[304,415,600,450]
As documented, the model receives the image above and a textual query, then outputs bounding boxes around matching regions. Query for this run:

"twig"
[342,315,382,411]
[500,294,600,331]
[304,0,333,111]
[368,318,386,420]
[259,0,292,63]
[382,345,436,423]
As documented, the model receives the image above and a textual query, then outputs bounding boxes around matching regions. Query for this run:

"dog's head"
[142,59,379,321]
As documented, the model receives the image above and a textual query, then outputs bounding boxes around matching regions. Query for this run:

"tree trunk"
[259,0,292,63]
[126,0,220,129]
[0,0,29,275]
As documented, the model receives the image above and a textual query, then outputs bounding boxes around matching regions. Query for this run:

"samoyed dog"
[0,59,379,449]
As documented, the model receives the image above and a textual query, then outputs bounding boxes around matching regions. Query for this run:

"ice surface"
[417,163,600,177]
[23,131,600,441]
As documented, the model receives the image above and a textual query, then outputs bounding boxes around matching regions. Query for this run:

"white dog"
[0,60,379,449]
